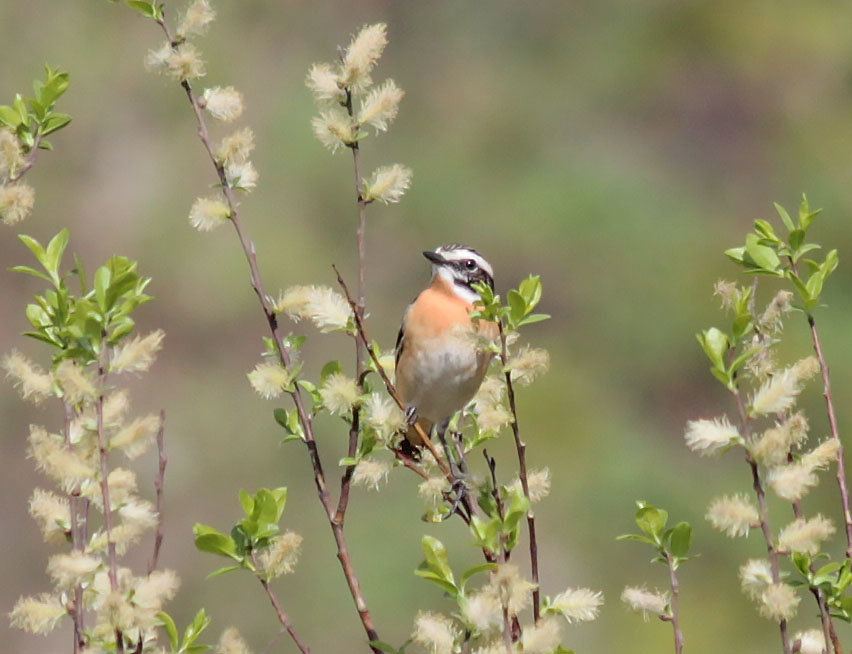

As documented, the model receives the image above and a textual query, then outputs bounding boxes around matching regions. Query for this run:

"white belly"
[404,336,490,425]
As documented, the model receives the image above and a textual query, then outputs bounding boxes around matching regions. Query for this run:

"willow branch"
[661,552,685,654]
[250,553,311,654]
[152,14,382,652]
[95,339,124,653]
[63,401,86,653]
[497,323,540,622]
[148,410,167,574]
[732,390,790,654]
[807,312,852,559]
[334,90,369,524]
[786,259,852,558]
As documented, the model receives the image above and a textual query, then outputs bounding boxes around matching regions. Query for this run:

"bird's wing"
[394,307,409,368]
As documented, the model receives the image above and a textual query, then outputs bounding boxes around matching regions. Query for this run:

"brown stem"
[335,90,368,525]
[789,484,840,654]
[732,390,790,654]
[95,340,124,653]
[252,554,311,654]
[807,313,852,559]
[787,259,852,558]
[7,133,43,183]
[148,410,167,574]
[152,16,381,651]
[663,552,685,654]
[497,323,540,622]
[63,402,85,653]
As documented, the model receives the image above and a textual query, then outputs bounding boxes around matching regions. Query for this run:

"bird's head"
[423,244,494,302]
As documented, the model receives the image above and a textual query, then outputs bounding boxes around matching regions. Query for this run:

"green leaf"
[789,229,804,252]
[42,112,72,136]
[93,265,111,311]
[518,313,550,326]
[805,270,825,302]
[369,641,405,654]
[182,608,211,650]
[616,533,656,545]
[635,505,667,540]
[320,359,343,383]
[669,522,692,558]
[9,265,53,282]
[419,535,455,587]
[518,275,543,311]
[744,233,781,273]
[697,327,728,370]
[724,246,746,264]
[753,219,780,243]
[0,104,22,128]
[507,289,526,325]
[45,228,69,275]
[25,303,51,328]
[206,565,242,579]
[13,94,28,128]
[774,202,794,231]
[127,0,158,17]
[193,524,239,560]
[18,233,48,268]
[238,489,254,517]
[460,562,498,589]
[157,611,179,651]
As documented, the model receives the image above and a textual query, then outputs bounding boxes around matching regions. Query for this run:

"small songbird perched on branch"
[395,244,498,448]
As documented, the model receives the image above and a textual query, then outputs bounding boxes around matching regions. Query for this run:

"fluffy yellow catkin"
[218,627,253,654]
[621,586,669,620]
[706,494,759,538]
[0,182,35,225]
[363,164,413,204]
[9,593,66,635]
[319,373,360,414]
[750,357,819,416]
[247,362,290,399]
[551,587,604,623]
[110,330,165,373]
[3,351,53,403]
[340,23,388,90]
[412,611,458,654]
[684,416,739,455]
[258,531,303,579]
[352,457,392,491]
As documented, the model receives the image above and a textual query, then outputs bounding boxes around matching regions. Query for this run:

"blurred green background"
[3,1,852,652]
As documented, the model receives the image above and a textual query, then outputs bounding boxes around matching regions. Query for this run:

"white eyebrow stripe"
[436,248,493,278]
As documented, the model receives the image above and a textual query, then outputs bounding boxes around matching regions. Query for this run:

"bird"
[394,244,498,451]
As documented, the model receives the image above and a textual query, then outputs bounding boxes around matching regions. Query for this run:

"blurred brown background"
[3,1,852,651]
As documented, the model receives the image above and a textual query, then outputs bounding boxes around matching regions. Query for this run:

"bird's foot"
[405,405,418,426]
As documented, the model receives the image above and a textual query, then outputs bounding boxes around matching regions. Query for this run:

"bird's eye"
[464,259,477,270]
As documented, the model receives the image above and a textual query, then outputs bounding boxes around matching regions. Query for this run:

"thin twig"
[251,554,311,654]
[807,313,852,559]
[152,15,381,651]
[662,552,685,654]
[787,259,852,558]
[497,323,540,622]
[95,338,124,654]
[335,89,369,525]
[64,402,85,653]
[148,410,167,574]
[732,390,790,654]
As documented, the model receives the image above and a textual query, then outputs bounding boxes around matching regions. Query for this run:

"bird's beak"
[423,250,446,265]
